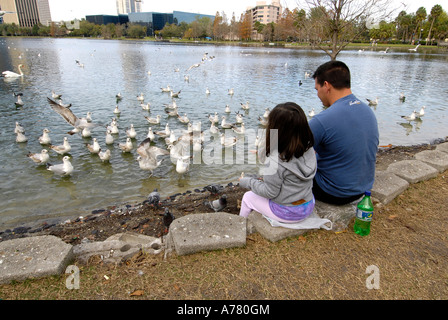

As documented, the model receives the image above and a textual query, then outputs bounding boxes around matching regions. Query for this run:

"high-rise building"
[0,0,51,26]
[116,0,142,15]
[246,0,282,39]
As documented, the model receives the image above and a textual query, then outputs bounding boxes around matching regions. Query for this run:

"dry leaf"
[130,289,144,296]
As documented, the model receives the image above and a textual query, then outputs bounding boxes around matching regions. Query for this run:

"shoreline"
[1,138,446,243]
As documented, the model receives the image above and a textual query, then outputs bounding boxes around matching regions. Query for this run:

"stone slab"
[314,200,359,232]
[168,212,246,256]
[73,240,141,264]
[387,159,439,184]
[371,171,409,204]
[414,150,448,173]
[436,142,448,154]
[0,235,73,284]
[247,211,308,242]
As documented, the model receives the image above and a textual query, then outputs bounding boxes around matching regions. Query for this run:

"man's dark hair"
[312,60,351,89]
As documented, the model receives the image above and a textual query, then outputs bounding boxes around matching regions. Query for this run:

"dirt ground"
[1,139,447,301]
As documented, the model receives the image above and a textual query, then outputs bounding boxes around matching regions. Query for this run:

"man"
[309,60,379,205]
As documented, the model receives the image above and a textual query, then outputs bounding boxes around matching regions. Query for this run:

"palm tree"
[427,4,443,45]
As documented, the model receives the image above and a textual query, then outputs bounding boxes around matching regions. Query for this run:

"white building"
[116,0,142,15]
[246,0,282,25]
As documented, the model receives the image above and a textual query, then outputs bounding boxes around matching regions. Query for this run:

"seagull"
[119,137,133,152]
[165,107,179,117]
[105,129,114,145]
[263,108,270,118]
[116,93,122,101]
[126,124,137,139]
[155,123,171,138]
[305,71,311,79]
[27,149,49,165]
[147,127,155,140]
[399,92,406,102]
[235,111,244,124]
[14,93,24,107]
[16,131,28,143]
[2,64,24,78]
[170,90,181,98]
[205,88,211,95]
[366,98,378,106]
[147,188,161,207]
[206,194,227,212]
[220,134,237,148]
[141,102,150,111]
[177,113,190,124]
[86,138,101,154]
[113,105,121,115]
[14,122,25,134]
[81,127,92,138]
[47,97,98,132]
[136,137,170,174]
[107,121,119,134]
[379,47,389,54]
[409,44,420,52]
[210,122,220,134]
[228,88,234,96]
[39,128,51,145]
[57,99,72,108]
[308,108,315,118]
[232,123,245,135]
[240,101,250,110]
[46,156,73,176]
[258,116,268,126]
[184,75,190,82]
[401,110,417,122]
[50,137,71,155]
[165,131,177,147]
[176,156,190,174]
[98,149,111,162]
[220,116,233,129]
[187,63,200,71]
[224,105,231,113]
[163,208,175,232]
[137,93,144,101]
[208,112,219,124]
[161,85,171,93]
[416,106,426,118]
[145,115,161,125]
[51,91,62,99]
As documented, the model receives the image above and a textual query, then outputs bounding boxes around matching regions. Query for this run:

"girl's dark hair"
[265,102,314,162]
[312,60,351,89]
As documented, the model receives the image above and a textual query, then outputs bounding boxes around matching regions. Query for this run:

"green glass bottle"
[354,191,373,236]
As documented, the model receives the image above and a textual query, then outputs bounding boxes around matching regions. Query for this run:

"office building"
[246,0,282,25]
[0,0,51,27]
[116,0,142,15]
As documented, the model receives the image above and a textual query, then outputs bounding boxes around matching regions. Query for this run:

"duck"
[50,137,71,155]
[2,64,24,78]
[27,149,50,165]
[46,156,73,176]
[39,128,51,145]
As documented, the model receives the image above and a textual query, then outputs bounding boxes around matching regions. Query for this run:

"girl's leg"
[239,191,273,218]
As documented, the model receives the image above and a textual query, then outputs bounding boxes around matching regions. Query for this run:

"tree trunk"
[427,17,435,46]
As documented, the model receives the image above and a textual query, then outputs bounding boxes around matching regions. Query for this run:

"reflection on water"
[1,38,447,228]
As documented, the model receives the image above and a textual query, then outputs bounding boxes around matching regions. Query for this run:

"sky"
[48,0,444,22]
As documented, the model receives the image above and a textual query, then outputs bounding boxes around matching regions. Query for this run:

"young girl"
[239,102,316,223]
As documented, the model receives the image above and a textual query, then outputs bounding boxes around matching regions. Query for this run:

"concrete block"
[414,150,448,173]
[106,232,163,255]
[387,159,439,183]
[0,235,73,284]
[73,240,140,264]
[314,200,359,232]
[436,142,448,154]
[168,212,246,256]
[247,211,308,242]
[371,171,409,204]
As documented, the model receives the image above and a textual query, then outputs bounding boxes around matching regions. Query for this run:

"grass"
[1,171,447,300]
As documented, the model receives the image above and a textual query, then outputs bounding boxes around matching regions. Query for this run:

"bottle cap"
[365,191,371,196]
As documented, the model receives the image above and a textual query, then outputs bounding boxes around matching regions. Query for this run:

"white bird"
[165,106,179,117]
[137,93,144,101]
[126,124,137,139]
[105,130,114,145]
[409,44,420,52]
[50,137,71,155]
[161,85,171,93]
[399,92,406,102]
[16,131,28,143]
[165,131,177,146]
[176,157,190,174]
[187,63,200,71]
[145,115,161,124]
[141,102,150,111]
[235,111,244,124]
[232,123,245,135]
[155,123,171,138]
[113,105,121,115]
[119,137,133,152]
[366,98,378,106]
[136,138,170,175]
[240,101,250,110]
[416,106,426,118]
[206,88,211,95]
[184,75,190,82]
[258,116,268,126]
[191,121,202,132]
[177,113,190,124]
[27,149,49,165]
[51,91,62,99]
[14,94,24,107]
[39,128,51,145]
[193,138,202,153]
[305,71,311,79]
[220,116,233,129]
[224,105,231,113]
[81,127,91,138]
[108,121,119,134]
[170,90,181,98]
[2,64,24,78]
[228,88,234,96]
[210,122,220,134]
[263,108,270,118]
[46,156,73,176]
[14,122,25,134]
[220,134,237,148]
[147,127,155,140]
[308,108,315,118]
[116,93,122,100]
[47,98,98,132]
[87,138,101,154]
[98,149,111,162]
[401,110,417,122]
[379,47,389,54]
[208,112,219,124]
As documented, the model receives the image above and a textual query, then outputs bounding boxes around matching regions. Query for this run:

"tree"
[427,4,443,45]
[127,24,146,38]
[239,12,252,40]
[298,0,399,60]
[410,7,427,43]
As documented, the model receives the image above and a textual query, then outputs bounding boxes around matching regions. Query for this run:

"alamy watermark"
[366,265,380,290]
[65,265,80,289]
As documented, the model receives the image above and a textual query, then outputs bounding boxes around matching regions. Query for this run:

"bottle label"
[356,209,373,222]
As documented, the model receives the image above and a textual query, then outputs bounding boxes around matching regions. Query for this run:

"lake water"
[1,37,447,229]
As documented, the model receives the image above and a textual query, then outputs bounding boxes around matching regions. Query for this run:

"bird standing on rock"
[147,188,161,207]
[163,208,175,233]
[206,194,227,212]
